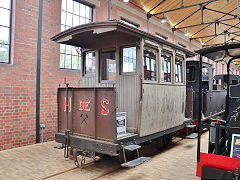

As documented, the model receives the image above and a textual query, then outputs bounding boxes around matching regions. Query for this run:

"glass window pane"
[61,0,66,11]
[73,1,80,15]
[61,25,65,32]
[175,57,183,83]
[0,8,10,27]
[65,55,71,69]
[161,53,172,82]
[85,6,90,19]
[80,17,85,25]
[60,1,92,69]
[72,47,79,56]
[80,4,86,17]
[0,0,10,9]
[122,47,136,73]
[66,12,72,27]
[86,18,90,24]
[101,51,116,81]
[65,26,71,30]
[73,15,79,27]
[0,26,9,43]
[0,44,8,63]
[144,48,156,81]
[66,45,72,55]
[186,66,195,81]
[72,55,79,70]
[60,44,65,54]
[60,54,65,68]
[85,52,96,74]
[67,0,73,13]
[61,11,66,25]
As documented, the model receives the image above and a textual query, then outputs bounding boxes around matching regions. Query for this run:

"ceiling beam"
[148,0,166,14]
[174,17,239,30]
[151,0,219,16]
[219,22,240,30]
[205,21,240,44]
[191,7,237,37]
[204,7,236,17]
[174,7,201,27]
[191,30,240,40]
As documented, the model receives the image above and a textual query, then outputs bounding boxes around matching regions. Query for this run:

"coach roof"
[51,20,195,57]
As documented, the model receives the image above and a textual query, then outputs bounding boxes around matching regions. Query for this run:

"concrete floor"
[0,132,209,180]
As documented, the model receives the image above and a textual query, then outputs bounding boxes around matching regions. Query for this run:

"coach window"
[101,50,116,81]
[161,53,172,83]
[84,51,96,75]
[175,56,184,83]
[186,66,195,82]
[122,47,136,73]
[0,0,12,63]
[60,0,93,70]
[143,48,157,81]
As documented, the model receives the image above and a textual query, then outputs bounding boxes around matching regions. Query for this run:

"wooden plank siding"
[140,84,186,137]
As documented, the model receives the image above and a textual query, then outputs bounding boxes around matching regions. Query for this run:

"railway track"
[38,137,185,180]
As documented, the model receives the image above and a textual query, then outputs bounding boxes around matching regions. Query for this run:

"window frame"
[143,46,158,83]
[83,50,96,77]
[60,0,93,70]
[99,49,117,84]
[186,65,196,83]
[174,55,184,84]
[120,45,137,75]
[0,0,13,64]
[160,51,173,84]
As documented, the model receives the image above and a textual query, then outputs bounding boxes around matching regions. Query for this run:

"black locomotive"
[185,61,228,123]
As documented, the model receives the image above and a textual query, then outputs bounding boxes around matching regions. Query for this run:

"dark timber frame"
[146,0,240,44]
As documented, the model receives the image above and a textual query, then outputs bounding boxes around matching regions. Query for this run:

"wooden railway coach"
[51,21,195,167]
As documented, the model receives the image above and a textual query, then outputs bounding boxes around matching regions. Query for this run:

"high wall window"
[161,53,172,82]
[60,0,92,70]
[175,57,183,83]
[143,48,156,81]
[0,0,12,63]
[122,47,136,73]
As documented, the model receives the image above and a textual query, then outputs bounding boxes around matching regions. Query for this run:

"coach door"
[117,46,140,134]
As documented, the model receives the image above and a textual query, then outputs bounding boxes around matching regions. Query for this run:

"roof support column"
[108,0,111,20]
[147,13,151,33]
[36,0,43,143]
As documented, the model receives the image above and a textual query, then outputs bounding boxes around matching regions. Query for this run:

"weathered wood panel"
[117,74,140,133]
[185,88,193,118]
[80,75,114,88]
[140,84,186,137]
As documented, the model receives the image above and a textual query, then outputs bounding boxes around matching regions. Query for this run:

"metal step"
[187,124,196,128]
[123,144,141,151]
[121,157,150,168]
[54,144,64,149]
[186,133,198,139]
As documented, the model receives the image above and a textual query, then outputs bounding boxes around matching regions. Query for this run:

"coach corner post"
[197,54,203,162]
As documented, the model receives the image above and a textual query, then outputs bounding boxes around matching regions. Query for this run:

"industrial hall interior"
[1,0,240,179]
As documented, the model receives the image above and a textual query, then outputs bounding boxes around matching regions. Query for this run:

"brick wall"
[0,0,81,150]
[0,0,238,150]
